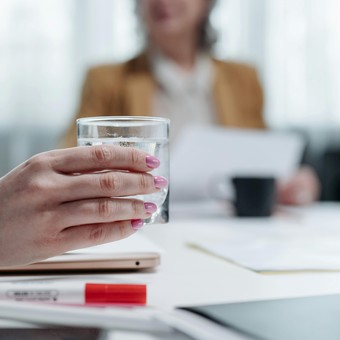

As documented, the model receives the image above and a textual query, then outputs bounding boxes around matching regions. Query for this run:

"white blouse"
[149,51,217,145]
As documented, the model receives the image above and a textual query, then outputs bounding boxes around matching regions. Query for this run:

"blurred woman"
[61,0,320,205]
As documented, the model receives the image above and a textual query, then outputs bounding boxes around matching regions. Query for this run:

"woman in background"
[61,0,320,205]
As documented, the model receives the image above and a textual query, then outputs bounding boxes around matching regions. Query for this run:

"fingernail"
[146,155,160,169]
[131,219,144,230]
[154,176,168,189]
[144,202,157,214]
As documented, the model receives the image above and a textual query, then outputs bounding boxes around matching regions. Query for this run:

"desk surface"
[105,201,340,310]
[3,202,340,338]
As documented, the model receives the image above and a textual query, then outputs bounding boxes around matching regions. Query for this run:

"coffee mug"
[210,175,277,217]
[232,176,277,217]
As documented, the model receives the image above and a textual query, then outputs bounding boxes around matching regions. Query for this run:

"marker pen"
[0,281,146,305]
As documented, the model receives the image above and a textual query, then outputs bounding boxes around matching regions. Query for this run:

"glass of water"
[77,116,170,224]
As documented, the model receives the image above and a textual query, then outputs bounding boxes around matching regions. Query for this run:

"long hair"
[198,0,217,50]
[135,0,218,52]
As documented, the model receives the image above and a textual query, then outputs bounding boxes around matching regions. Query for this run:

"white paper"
[171,126,304,201]
[193,206,340,272]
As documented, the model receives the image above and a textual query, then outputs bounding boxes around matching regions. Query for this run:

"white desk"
[97,201,340,310]
[136,205,340,308]
[2,202,340,339]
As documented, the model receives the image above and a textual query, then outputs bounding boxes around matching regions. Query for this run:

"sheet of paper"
[171,126,304,201]
[192,206,340,272]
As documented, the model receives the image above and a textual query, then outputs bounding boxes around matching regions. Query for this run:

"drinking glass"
[77,116,170,224]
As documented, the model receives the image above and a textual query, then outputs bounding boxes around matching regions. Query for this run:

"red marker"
[1,281,146,305]
[85,283,146,305]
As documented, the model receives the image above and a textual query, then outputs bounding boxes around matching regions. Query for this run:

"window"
[1,0,340,174]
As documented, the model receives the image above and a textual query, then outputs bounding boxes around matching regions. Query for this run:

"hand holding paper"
[171,126,305,202]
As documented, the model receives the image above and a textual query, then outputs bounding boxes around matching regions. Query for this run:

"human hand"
[277,166,320,206]
[0,146,167,267]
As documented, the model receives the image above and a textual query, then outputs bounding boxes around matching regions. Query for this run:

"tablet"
[181,294,340,340]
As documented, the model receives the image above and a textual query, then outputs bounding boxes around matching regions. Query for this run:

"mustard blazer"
[60,53,265,147]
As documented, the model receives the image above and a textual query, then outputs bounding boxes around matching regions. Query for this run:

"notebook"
[0,233,161,273]
[181,294,340,340]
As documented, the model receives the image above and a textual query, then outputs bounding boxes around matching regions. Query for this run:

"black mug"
[232,176,277,217]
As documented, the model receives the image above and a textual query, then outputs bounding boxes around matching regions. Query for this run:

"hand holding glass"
[77,117,170,224]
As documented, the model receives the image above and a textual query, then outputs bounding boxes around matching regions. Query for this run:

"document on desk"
[192,217,340,272]
[171,126,304,201]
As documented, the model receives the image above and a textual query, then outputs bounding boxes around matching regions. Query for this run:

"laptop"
[0,233,161,273]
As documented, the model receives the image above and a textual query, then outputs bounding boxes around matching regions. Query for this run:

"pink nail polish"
[146,155,160,169]
[131,219,144,230]
[154,176,168,189]
[144,202,157,214]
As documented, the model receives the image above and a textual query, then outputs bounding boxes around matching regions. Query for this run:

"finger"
[51,146,160,174]
[56,198,157,227]
[293,190,314,205]
[59,171,167,201]
[57,220,142,253]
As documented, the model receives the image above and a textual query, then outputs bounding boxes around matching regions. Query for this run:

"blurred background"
[1,0,340,200]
